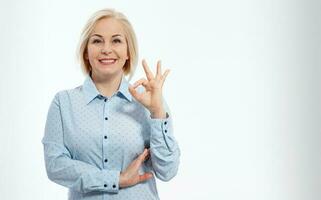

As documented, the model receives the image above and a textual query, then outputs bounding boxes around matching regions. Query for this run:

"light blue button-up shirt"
[41,74,180,200]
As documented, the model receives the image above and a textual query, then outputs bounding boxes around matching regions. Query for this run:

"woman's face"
[86,18,128,78]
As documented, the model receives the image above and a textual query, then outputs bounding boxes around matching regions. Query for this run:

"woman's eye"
[92,39,102,43]
[113,39,121,43]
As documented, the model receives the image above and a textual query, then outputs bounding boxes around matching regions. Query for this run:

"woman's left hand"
[129,59,170,119]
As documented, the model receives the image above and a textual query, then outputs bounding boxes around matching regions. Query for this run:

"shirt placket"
[102,97,110,168]
[99,96,118,196]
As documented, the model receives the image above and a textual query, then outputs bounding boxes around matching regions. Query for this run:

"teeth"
[100,59,116,64]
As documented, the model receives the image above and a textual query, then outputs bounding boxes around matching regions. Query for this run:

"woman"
[41,8,180,200]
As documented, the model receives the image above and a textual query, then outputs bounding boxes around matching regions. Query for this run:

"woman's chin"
[94,68,122,78]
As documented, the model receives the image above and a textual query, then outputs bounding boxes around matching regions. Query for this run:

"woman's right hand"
[119,148,153,188]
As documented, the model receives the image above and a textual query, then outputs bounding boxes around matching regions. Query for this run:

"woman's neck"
[91,71,123,98]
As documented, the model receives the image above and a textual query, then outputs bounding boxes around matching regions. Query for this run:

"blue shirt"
[41,74,180,200]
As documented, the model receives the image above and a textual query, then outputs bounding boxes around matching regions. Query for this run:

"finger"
[144,149,150,161]
[132,78,147,88]
[138,148,149,163]
[161,69,170,85]
[128,85,141,100]
[137,148,147,159]
[142,59,154,80]
[141,80,148,87]
[139,172,153,183]
[156,60,162,78]
[130,149,146,168]
[132,78,151,92]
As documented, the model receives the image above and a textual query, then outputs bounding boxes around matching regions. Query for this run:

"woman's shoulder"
[51,85,83,103]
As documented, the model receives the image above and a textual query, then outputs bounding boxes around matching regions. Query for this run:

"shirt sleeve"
[41,92,120,194]
[148,99,181,181]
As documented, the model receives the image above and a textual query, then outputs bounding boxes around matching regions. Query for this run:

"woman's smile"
[98,58,117,65]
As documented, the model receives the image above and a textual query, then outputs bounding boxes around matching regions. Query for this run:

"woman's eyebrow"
[90,33,123,38]
[112,34,123,38]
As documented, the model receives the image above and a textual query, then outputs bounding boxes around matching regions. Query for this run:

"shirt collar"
[83,74,132,105]
[117,75,133,102]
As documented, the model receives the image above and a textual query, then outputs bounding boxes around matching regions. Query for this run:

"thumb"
[128,85,139,99]
[138,148,149,164]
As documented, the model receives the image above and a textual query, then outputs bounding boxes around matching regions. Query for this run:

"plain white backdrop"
[0,0,321,199]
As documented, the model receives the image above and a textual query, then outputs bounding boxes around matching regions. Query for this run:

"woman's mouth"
[99,58,117,65]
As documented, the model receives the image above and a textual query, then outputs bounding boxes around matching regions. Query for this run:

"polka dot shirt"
[41,74,180,200]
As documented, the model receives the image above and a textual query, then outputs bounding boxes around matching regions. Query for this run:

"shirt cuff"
[149,112,171,137]
[102,169,120,193]
[149,112,177,152]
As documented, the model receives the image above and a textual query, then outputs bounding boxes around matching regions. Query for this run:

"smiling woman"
[77,9,138,80]
[41,8,180,200]
[85,18,129,84]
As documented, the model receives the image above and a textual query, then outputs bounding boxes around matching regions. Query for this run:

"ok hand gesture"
[129,59,170,119]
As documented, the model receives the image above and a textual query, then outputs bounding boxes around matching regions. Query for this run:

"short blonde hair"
[77,8,138,79]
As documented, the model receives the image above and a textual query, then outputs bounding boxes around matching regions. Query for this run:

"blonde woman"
[41,8,180,200]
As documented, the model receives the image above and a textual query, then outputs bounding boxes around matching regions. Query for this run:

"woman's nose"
[101,44,112,54]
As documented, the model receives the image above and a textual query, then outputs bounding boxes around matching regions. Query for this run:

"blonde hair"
[77,8,138,80]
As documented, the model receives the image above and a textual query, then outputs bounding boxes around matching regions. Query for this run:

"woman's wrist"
[119,172,126,188]
[150,108,166,119]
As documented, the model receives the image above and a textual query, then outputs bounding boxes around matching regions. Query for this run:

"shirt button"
[105,117,108,120]
[104,184,107,187]
[112,184,116,188]
[104,99,107,102]
[165,130,167,133]
[104,135,107,139]
[104,159,108,162]
[164,121,167,125]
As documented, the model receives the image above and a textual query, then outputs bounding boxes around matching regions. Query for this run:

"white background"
[0,0,321,199]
